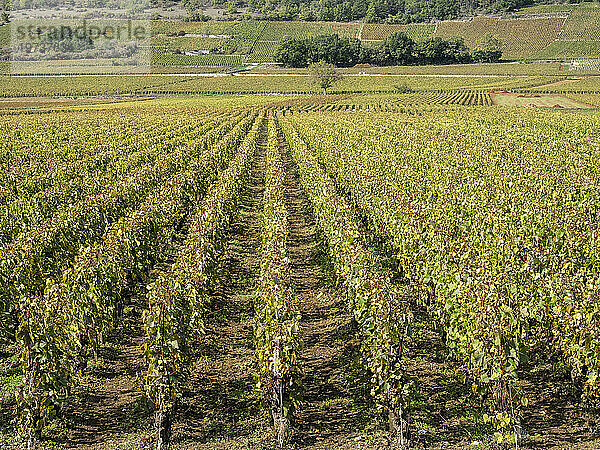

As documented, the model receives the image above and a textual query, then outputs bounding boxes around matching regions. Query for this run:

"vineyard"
[360,23,435,42]
[274,91,494,111]
[3,7,600,76]
[2,1,600,447]
[141,13,600,66]
[526,76,600,93]
[555,6,600,41]
[0,94,600,449]
[433,16,565,60]
[0,74,565,97]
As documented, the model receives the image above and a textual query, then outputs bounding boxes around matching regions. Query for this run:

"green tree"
[309,61,342,94]
[274,37,309,67]
[381,32,415,65]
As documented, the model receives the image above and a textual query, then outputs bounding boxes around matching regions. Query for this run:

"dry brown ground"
[491,92,595,108]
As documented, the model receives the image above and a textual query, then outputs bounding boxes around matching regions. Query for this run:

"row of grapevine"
[55,111,256,355]
[270,91,494,112]
[12,111,255,443]
[565,93,600,106]
[0,111,243,315]
[288,108,600,446]
[278,114,413,446]
[254,115,302,446]
[2,147,177,343]
[0,111,228,244]
[143,113,265,449]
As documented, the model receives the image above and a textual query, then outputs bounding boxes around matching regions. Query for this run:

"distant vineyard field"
[247,40,278,63]
[4,9,600,73]
[533,41,600,59]
[0,75,190,96]
[565,93,600,106]
[433,16,565,59]
[557,7,600,41]
[361,23,435,41]
[150,20,239,36]
[0,75,561,97]
[530,6,600,59]
[244,21,361,62]
[527,76,600,92]
[151,52,245,67]
[151,36,230,52]
[259,21,360,41]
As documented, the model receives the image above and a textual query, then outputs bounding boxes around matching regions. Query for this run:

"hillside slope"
[146,3,600,66]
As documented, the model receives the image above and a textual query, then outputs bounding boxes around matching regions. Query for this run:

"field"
[0,74,567,97]
[433,16,566,60]
[556,7,600,41]
[491,92,593,108]
[5,7,600,75]
[2,93,600,450]
[530,5,600,59]
[566,93,600,106]
[533,41,600,60]
[526,76,600,93]
[2,6,600,449]
[360,23,435,41]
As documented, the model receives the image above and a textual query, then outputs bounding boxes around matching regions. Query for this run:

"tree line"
[180,0,583,25]
[274,32,502,67]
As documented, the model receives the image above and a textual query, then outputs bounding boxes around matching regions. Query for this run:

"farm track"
[63,295,147,449]
[277,124,369,448]
[167,119,269,449]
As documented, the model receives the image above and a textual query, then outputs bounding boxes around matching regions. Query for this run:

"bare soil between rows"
[14,115,600,450]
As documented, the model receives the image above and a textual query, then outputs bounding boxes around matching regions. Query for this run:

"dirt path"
[63,287,151,449]
[167,119,269,450]
[277,125,379,449]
